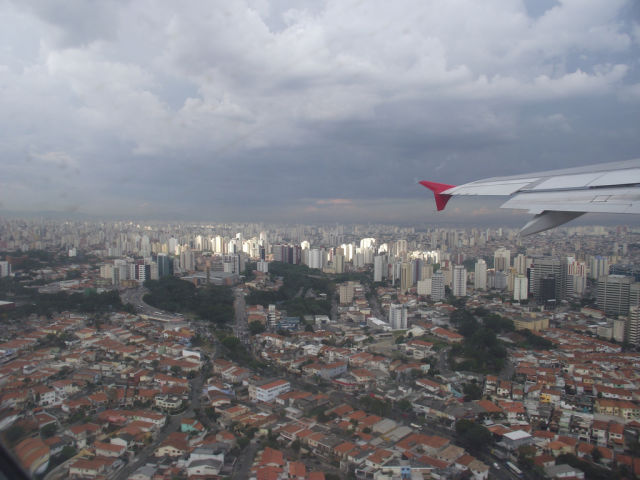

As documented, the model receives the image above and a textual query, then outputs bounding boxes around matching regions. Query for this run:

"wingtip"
[419,181,456,211]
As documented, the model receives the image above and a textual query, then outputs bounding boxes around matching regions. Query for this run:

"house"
[544,463,585,479]
[154,432,189,458]
[94,441,126,458]
[302,361,347,379]
[67,423,101,449]
[404,340,434,359]
[68,456,116,478]
[154,394,182,410]
[14,437,50,476]
[250,379,291,403]
[181,418,205,434]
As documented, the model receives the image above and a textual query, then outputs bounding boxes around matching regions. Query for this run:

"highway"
[119,286,183,322]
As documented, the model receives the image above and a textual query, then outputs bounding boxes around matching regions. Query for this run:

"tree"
[59,445,77,461]
[249,321,266,336]
[462,382,483,401]
[455,420,492,453]
[591,447,602,464]
[41,423,58,438]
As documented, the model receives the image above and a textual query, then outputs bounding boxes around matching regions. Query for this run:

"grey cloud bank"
[0,0,639,225]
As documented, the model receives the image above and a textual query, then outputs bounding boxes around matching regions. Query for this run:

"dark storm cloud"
[0,0,639,224]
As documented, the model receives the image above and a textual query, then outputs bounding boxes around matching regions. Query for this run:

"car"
[493,462,500,469]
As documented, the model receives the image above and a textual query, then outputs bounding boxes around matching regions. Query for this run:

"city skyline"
[1,1,639,224]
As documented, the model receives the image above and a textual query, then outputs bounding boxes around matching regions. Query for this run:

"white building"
[374,255,386,282]
[389,304,408,330]
[251,379,291,403]
[474,260,487,290]
[514,254,528,275]
[308,249,324,270]
[494,247,511,272]
[0,261,11,277]
[513,275,528,301]
[453,265,467,297]
[417,279,432,296]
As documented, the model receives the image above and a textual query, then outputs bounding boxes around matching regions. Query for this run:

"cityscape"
[1,1,640,479]
[1,218,640,479]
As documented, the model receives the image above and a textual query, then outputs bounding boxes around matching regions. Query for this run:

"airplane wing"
[420,158,640,235]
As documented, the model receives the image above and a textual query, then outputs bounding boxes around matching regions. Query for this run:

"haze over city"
[1,0,640,224]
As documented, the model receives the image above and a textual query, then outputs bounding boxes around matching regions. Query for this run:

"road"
[232,439,260,479]
[114,372,205,479]
[119,286,184,322]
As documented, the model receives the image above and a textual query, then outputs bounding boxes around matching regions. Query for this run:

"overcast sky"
[1,0,639,226]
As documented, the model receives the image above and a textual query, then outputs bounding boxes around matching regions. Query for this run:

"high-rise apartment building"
[374,255,386,282]
[157,253,173,278]
[513,275,528,301]
[589,256,610,280]
[334,253,345,274]
[308,249,324,270]
[514,254,527,275]
[339,284,355,305]
[400,262,412,294]
[627,307,640,346]
[431,272,445,301]
[494,247,511,272]
[453,265,466,297]
[532,257,567,302]
[0,261,11,277]
[597,275,640,317]
[417,279,432,296]
[389,303,408,330]
[474,260,487,290]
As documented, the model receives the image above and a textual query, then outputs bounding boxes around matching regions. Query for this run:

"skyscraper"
[514,254,527,275]
[494,247,511,272]
[373,255,386,282]
[308,249,324,270]
[453,265,466,297]
[400,262,412,294]
[589,256,610,280]
[513,275,528,301]
[597,275,640,317]
[0,261,11,277]
[474,260,487,290]
[157,253,173,278]
[389,303,408,330]
[431,272,445,301]
[532,257,567,302]
[627,307,640,346]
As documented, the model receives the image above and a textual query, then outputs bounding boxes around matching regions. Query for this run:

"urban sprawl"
[1,219,640,480]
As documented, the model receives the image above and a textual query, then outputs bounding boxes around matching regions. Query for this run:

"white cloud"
[0,0,638,219]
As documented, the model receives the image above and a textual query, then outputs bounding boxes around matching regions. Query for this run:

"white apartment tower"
[627,307,640,347]
[308,249,324,270]
[474,260,487,290]
[494,247,511,272]
[374,255,386,282]
[514,254,528,275]
[388,304,408,330]
[513,275,528,301]
[453,265,467,297]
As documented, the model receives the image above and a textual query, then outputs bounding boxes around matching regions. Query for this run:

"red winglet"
[419,181,456,211]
